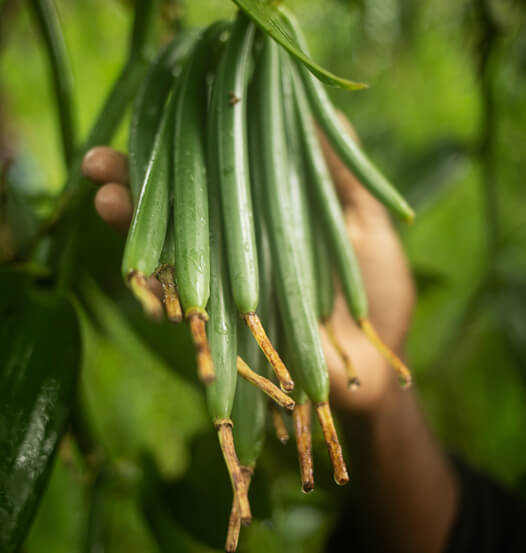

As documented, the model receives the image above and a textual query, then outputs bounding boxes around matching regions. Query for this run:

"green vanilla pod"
[206,62,251,526]
[209,13,258,315]
[280,7,414,223]
[129,31,198,203]
[280,50,317,312]
[209,13,293,392]
[255,35,348,485]
[122,90,176,320]
[290,62,412,385]
[173,22,230,318]
[172,22,230,383]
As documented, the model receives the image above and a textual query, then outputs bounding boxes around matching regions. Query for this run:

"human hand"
[82,116,415,415]
[317,115,415,414]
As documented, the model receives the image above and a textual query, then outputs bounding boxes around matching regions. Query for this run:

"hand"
[317,116,415,414]
[82,116,416,414]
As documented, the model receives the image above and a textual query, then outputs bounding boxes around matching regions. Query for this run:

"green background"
[1,0,526,551]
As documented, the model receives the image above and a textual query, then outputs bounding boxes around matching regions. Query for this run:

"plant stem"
[474,0,501,263]
[49,0,160,229]
[129,0,160,62]
[45,0,160,287]
[28,0,77,168]
[53,58,148,290]
[480,67,498,262]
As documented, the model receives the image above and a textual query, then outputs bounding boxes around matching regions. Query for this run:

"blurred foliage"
[1,0,526,551]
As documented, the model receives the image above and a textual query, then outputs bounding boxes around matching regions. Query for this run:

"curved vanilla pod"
[290,63,411,386]
[279,7,414,224]
[122,91,176,320]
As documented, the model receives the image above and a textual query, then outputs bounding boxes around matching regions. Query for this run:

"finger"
[82,146,129,186]
[94,183,133,233]
[317,113,385,218]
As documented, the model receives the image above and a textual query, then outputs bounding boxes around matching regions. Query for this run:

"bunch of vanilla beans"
[120,10,413,551]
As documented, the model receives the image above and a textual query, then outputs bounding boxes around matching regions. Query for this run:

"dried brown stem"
[225,466,254,553]
[324,319,360,390]
[359,319,412,388]
[270,402,289,445]
[243,312,294,392]
[216,420,252,527]
[188,312,215,384]
[156,264,183,323]
[237,356,295,410]
[315,401,349,486]
[293,402,314,493]
[128,271,163,321]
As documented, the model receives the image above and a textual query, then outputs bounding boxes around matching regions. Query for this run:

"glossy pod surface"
[209,13,258,315]
[280,51,316,312]
[172,24,227,316]
[291,65,368,319]
[255,36,329,404]
[129,31,198,203]
[122,91,175,279]
[128,44,173,204]
[232,111,279,464]
[205,75,238,421]
[280,9,414,224]
[248,81,279,361]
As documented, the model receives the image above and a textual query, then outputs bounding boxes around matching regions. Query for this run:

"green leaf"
[140,452,223,553]
[24,445,87,553]
[0,286,81,553]
[78,279,208,479]
[232,1,367,90]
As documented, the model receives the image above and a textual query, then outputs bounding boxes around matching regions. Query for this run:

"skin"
[81,114,459,553]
